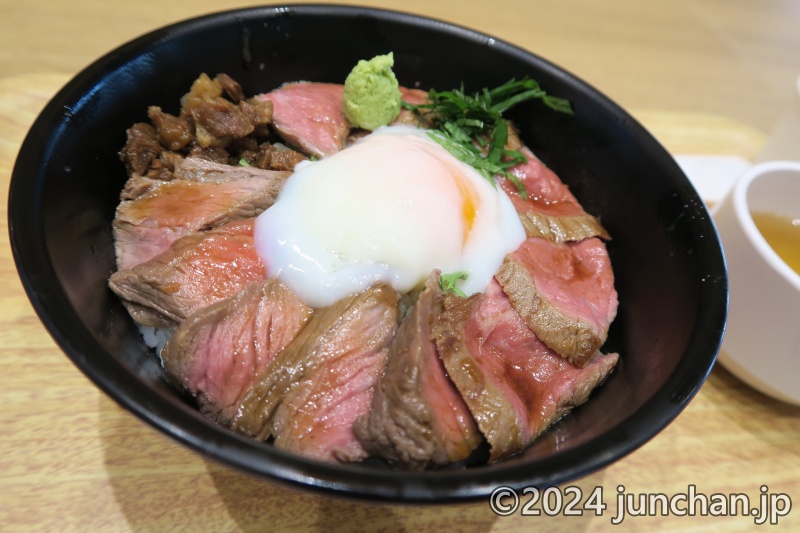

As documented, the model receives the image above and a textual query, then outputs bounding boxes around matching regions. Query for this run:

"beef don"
[109,72,621,467]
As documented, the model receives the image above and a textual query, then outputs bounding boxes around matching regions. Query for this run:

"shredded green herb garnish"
[402,78,573,199]
[238,158,251,167]
[440,271,469,298]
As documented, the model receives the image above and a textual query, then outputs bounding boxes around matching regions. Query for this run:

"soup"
[751,211,800,276]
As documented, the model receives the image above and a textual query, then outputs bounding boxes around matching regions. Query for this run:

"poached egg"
[254,125,525,307]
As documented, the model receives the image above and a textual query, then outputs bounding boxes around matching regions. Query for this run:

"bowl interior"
[8,5,726,502]
[746,164,800,218]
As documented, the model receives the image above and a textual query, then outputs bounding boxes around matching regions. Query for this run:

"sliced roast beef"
[171,156,291,184]
[354,271,481,470]
[500,147,609,242]
[161,278,313,424]
[257,82,349,158]
[433,279,618,461]
[113,160,289,270]
[495,237,618,367]
[231,283,399,462]
[109,219,266,329]
[393,87,432,127]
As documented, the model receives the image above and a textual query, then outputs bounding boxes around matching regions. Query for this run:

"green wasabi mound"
[342,53,402,131]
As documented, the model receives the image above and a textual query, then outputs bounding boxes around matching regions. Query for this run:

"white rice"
[138,324,172,364]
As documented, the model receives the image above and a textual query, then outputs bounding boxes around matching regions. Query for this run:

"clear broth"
[751,211,800,276]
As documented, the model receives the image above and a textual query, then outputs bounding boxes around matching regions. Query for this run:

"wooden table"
[2,1,798,531]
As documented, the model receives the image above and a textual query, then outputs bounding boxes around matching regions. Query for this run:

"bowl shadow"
[203,452,607,532]
[99,389,607,532]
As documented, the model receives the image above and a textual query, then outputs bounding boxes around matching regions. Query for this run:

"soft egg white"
[254,125,525,308]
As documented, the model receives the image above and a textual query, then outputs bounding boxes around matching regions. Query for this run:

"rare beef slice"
[258,83,433,157]
[392,87,433,127]
[160,278,313,425]
[109,218,266,329]
[433,279,618,461]
[113,158,288,270]
[354,271,482,470]
[170,156,290,184]
[495,237,618,366]
[257,82,350,158]
[501,146,609,242]
[231,283,400,462]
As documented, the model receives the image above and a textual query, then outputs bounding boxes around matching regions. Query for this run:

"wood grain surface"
[2,1,799,531]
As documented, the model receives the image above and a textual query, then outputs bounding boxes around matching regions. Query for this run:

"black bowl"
[8,4,726,503]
